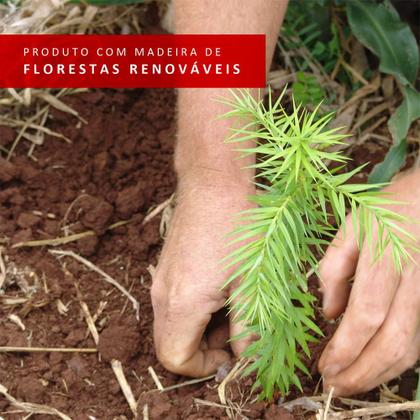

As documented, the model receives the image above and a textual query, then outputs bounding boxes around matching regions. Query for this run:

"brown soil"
[0,89,417,419]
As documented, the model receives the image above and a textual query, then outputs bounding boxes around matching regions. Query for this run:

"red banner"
[0,34,265,88]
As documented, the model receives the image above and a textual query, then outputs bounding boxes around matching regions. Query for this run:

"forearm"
[174,0,288,189]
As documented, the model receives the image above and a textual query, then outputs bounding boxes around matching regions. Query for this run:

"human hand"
[318,169,420,396]
[151,174,254,376]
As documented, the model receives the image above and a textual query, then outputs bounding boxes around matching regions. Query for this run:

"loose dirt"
[0,89,416,419]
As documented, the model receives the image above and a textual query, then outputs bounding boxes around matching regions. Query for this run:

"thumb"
[319,214,359,319]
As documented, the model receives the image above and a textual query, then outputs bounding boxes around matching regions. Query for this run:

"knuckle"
[344,375,358,392]
[322,342,352,368]
[354,307,386,332]
[339,373,363,396]
[165,294,188,316]
[327,375,358,396]
[156,347,189,375]
[150,282,165,309]
[388,342,409,363]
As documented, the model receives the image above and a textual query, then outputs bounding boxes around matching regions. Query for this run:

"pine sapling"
[219,89,417,399]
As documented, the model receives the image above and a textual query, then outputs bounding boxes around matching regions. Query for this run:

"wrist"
[176,164,255,195]
[174,136,255,193]
[174,88,257,194]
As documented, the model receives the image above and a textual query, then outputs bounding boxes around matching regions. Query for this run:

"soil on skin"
[0,89,417,419]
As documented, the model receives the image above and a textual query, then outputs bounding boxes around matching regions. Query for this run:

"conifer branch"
[219,88,417,399]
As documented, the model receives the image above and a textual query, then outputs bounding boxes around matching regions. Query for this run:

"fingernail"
[322,293,328,310]
[323,379,339,395]
[322,364,341,378]
[322,378,331,393]
[322,293,332,315]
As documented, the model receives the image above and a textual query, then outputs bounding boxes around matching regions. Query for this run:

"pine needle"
[221,88,417,398]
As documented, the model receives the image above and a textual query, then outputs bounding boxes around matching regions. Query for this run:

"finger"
[324,268,420,396]
[228,277,255,357]
[319,214,359,319]
[326,334,420,396]
[154,313,230,377]
[153,295,230,377]
[229,312,254,357]
[199,338,208,350]
[319,244,401,376]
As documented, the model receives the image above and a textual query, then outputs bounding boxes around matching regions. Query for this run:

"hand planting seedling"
[219,89,418,399]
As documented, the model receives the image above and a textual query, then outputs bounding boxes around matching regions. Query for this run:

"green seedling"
[219,89,417,399]
[292,71,326,108]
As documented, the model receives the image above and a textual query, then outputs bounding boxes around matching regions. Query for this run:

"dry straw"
[0,0,161,161]
[0,383,72,420]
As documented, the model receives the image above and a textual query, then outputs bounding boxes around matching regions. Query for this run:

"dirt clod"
[264,406,295,420]
[17,212,41,228]
[98,316,141,363]
[0,157,19,182]
[77,233,99,256]
[79,195,114,235]
[64,328,86,346]
[0,126,15,146]
[115,182,148,218]
[16,376,46,402]
[11,228,32,244]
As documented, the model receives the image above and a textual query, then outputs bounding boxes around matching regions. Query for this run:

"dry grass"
[0,246,6,289]
[0,0,165,162]
[12,195,172,249]
[0,383,72,420]
[78,298,100,346]
[111,359,138,417]
[147,366,164,391]
[12,219,131,248]
[216,359,255,419]
[50,248,141,320]
[150,374,215,393]
[329,401,420,419]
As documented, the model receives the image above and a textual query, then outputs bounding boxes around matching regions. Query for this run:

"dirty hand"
[151,175,254,376]
[319,169,420,396]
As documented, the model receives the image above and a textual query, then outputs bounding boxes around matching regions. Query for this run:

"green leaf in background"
[346,0,419,86]
[388,86,420,142]
[368,139,407,184]
[368,86,420,183]
[292,71,326,107]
